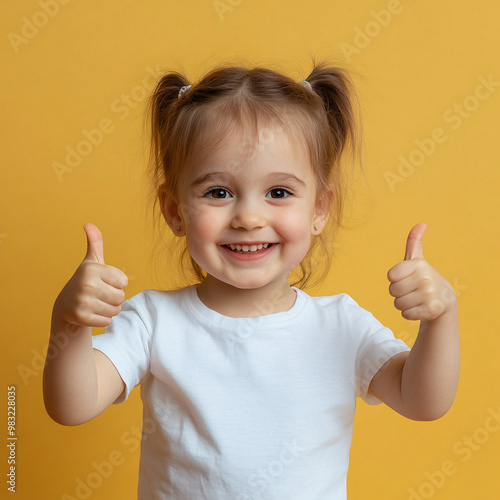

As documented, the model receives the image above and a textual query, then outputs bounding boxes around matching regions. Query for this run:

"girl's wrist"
[419,299,458,333]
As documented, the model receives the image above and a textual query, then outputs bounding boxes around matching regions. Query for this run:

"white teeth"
[227,243,271,252]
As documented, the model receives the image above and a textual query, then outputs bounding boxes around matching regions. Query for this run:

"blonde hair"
[143,58,363,291]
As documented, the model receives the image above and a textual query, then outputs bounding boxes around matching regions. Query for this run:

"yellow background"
[2,0,499,498]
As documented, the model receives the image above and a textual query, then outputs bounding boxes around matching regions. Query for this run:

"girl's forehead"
[187,121,309,168]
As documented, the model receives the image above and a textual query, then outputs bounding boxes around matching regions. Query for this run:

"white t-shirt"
[92,285,410,500]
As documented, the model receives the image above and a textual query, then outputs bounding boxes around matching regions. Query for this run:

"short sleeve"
[91,291,153,404]
[345,297,411,406]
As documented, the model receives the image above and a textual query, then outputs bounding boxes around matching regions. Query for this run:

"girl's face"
[166,124,329,291]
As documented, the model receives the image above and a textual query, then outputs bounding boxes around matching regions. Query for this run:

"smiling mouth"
[224,243,273,253]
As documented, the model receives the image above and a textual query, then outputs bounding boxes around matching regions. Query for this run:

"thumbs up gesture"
[54,223,129,328]
[387,223,457,321]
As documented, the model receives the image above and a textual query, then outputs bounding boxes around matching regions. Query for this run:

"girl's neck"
[195,276,297,318]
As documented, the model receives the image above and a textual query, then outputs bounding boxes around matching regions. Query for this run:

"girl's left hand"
[387,223,457,322]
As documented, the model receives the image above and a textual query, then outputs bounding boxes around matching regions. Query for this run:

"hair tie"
[300,80,312,91]
[178,85,191,99]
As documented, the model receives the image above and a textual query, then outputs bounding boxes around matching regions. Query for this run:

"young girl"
[43,61,460,500]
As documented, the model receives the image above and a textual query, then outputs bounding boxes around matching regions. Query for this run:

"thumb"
[83,223,105,265]
[404,222,427,261]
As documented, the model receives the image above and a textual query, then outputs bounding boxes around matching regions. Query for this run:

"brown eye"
[205,188,230,199]
[267,187,292,199]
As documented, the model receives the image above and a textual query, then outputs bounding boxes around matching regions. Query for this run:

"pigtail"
[293,61,364,290]
[144,72,190,192]
[306,63,361,165]
[142,70,197,290]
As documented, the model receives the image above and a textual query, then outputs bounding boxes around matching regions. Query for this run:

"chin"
[218,275,274,291]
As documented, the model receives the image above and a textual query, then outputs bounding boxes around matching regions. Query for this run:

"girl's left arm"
[367,223,460,421]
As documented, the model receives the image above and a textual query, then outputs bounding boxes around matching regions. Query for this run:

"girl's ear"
[312,188,333,234]
[158,188,185,236]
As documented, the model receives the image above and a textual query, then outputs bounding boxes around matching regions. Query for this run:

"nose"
[230,198,267,231]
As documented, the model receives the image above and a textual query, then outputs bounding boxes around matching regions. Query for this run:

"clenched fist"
[54,223,128,328]
[387,223,457,322]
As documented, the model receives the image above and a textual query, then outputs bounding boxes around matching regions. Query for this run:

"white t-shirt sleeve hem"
[91,291,152,404]
[357,336,410,405]
[92,340,139,404]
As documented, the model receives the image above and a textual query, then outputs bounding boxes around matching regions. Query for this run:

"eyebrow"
[191,171,306,188]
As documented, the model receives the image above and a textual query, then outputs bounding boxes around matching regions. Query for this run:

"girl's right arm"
[43,224,128,426]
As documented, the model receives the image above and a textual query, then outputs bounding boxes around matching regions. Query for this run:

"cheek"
[180,201,209,232]
[276,209,311,239]
[276,209,313,258]
[184,207,222,253]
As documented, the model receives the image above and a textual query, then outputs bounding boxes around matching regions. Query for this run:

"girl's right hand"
[54,223,129,328]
